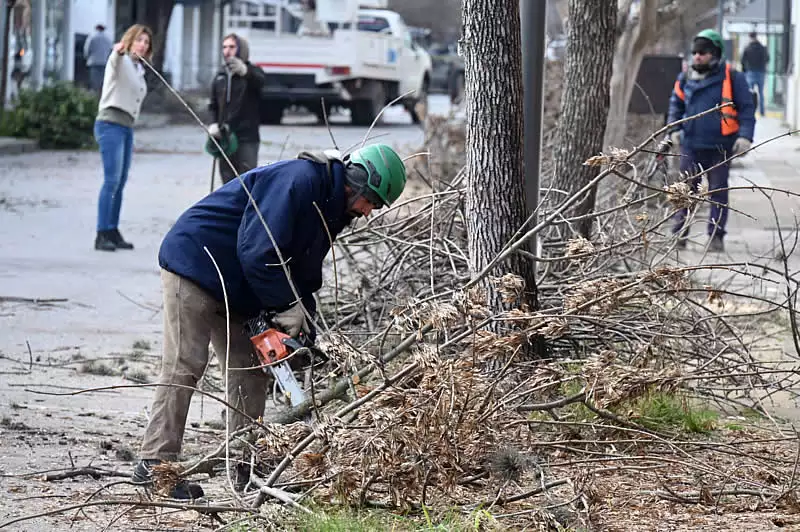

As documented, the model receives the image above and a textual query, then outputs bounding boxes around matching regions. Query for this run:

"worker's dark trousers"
[219,142,260,185]
[139,270,268,461]
[672,148,730,240]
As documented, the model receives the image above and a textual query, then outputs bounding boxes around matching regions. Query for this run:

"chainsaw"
[244,311,318,407]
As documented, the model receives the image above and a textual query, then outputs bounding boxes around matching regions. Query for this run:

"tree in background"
[139,0,176,74]
[551,0,616,238]
[389,0,461,43]
[601,0,754,149]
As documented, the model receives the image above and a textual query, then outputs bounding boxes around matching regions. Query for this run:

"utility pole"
[520,0,546,260]
[717,0,724,35]
[0,0,16,118]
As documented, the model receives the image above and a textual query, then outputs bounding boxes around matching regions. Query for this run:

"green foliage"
[288,505,497,531]
[0,82,98,149]
[292,507,410,531]
[634,393,718,434]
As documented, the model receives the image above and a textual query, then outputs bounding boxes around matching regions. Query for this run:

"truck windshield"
[357,16,390,33]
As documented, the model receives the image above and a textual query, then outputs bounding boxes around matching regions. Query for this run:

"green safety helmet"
[347,143,407,207]
[694,29,724,55]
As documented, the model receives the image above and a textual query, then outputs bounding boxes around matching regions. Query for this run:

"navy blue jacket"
[158,159,352,319]
[667,61,756,152]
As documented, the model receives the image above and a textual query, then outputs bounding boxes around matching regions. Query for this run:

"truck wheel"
[409,80,429,124]
[312,103,333,125]
[261,106,283,125]
[351,82,385,127]
[450,72,465,105]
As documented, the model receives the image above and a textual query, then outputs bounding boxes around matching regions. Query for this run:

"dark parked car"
[428,42,459,93]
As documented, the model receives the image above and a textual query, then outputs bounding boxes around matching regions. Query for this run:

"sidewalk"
[726,116,800,243]
[0,136,38,156]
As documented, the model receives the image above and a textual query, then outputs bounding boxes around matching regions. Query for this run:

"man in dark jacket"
[208,34,267,184]
[741,31,769,116]
[665,29,756,252]
[131,143,407,499]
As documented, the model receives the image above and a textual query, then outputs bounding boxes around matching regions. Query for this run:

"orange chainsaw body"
[250,328,292,367]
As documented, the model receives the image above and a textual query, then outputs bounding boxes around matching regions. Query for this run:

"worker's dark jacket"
[667,61,756,152]
[158,160,352,319]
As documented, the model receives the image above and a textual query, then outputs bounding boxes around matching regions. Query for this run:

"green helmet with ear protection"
[695,29,724,55]
[347,143,407,207]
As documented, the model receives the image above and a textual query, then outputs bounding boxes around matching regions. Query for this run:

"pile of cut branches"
[13,111,800,531]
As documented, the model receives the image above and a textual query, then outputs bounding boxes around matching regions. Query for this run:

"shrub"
[0,82,98,149]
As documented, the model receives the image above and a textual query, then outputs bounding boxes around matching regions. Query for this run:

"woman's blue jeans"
[95,120,134,232]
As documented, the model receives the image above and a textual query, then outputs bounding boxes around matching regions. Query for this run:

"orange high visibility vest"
[673,63,739,136]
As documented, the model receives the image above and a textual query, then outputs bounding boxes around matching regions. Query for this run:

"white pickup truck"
[225,0,432,126]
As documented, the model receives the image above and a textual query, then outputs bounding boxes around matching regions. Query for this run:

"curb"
[0,138,39,156]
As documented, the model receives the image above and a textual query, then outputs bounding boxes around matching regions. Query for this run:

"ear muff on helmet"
[347,143,407,207]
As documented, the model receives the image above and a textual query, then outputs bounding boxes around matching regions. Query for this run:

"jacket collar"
[321,161,353,234]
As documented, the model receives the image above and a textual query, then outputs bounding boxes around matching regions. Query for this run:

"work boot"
[674,229,689,250]
[708,235,725,253]
[109,229,134,250]
[132,459,205,500]
[94,231,116,252]
[234,462,251,493]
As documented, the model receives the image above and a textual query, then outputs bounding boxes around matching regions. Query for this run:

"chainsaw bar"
[269,362,307,407]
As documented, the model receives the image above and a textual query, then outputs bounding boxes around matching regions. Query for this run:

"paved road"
[0,96,453,359]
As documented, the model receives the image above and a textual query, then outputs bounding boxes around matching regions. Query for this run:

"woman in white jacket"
[93,24,152,252]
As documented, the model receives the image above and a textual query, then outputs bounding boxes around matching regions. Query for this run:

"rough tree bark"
[551,0,616,238]
[461,0,539,314]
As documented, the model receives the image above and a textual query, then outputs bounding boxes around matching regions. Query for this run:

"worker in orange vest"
[663,29,756,252]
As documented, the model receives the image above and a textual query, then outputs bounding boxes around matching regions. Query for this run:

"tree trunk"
[461,0,538,314]
[603,0,688,150]
[551,0,616,238]
[140,0,176,74]
[603,27,649,150]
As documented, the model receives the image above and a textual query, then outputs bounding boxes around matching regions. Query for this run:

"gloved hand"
[273,304,309,337]
[226,56,248,77]
[732,137,752,155]
[207,123,222,138]
[669,130,681,148]
[656,138,673,154]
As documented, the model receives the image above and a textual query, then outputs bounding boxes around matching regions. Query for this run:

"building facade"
[1,0,223,105]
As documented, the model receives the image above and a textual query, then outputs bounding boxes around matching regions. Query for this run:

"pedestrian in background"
[84,24,113,94]
[741,31,769,117]
[207,33,266,184]
[93,24,152,252]
[665,29,755,253]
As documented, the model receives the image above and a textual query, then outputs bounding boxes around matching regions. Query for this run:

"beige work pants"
[139,269,268,460]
